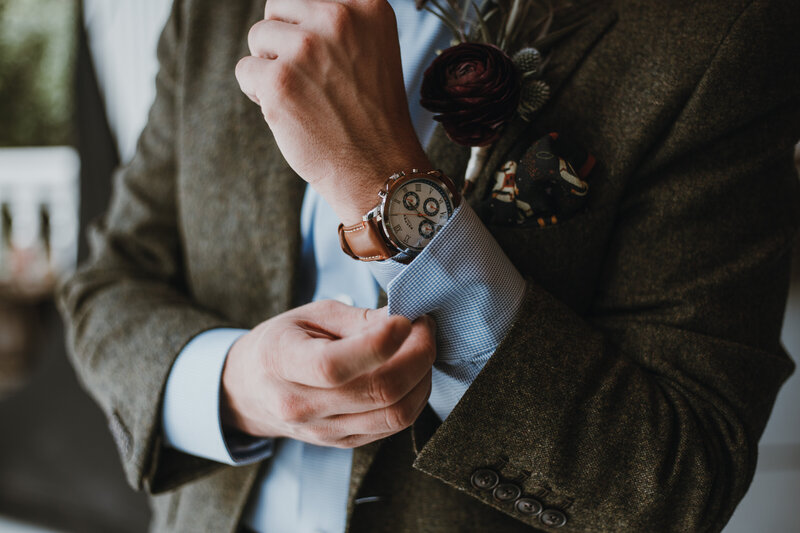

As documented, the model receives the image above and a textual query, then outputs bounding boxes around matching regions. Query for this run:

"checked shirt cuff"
[368,202,526,420]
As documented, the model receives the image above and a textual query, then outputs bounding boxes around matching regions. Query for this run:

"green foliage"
[0,0,78,146]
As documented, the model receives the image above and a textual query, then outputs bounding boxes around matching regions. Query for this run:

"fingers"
[346,314,436,410]
[272,312,411,387]
[309,368,432,446]
[235,55,275,104]
[290,300,390,338]
[264,0,356,32]
[247,18,304,60]
[283,315,436,416]
[264,0,314,24]
[237,20,310,104]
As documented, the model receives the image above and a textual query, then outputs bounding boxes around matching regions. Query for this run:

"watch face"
[383,176,456,252]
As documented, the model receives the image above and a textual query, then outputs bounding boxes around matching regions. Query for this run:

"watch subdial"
[423,198,440,217]
[418,219,436,240]
[403,191,420,211]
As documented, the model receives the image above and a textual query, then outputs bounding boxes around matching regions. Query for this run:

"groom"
[61,0,800,532]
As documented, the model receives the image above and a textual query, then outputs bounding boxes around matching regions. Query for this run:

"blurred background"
[0,1,797,531]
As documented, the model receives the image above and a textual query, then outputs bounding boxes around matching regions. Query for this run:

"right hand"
[221,300,436,448]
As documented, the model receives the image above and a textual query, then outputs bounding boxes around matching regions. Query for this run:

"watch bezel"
[371,169,460,256]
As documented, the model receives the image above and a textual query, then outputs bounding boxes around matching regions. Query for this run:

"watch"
[338,169,461,261]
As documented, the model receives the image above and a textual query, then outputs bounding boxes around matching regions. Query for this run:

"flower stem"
[464,145,491,190]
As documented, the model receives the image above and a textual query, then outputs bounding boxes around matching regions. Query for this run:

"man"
[60,0,800,532]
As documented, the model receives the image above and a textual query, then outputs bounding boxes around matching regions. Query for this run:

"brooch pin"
[478,132,596,227]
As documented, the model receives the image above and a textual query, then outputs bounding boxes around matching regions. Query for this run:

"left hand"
[236,0,432,224]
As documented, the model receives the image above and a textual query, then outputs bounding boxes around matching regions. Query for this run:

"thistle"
[518,79,551,121]
[512,47,543,76]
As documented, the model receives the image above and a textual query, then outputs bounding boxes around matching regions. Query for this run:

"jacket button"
[515,497,543,516]
[540,509,568,528]
[492,483,522,502]
[470,469,499,491]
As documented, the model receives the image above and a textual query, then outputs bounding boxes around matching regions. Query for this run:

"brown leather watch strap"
[338,218,395,261]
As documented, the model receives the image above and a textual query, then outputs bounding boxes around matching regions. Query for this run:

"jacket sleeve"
[58,0,235,494]
[411,0,800,531]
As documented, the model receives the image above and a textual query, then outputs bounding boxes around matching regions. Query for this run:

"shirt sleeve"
[368,202,526,420]
[161,328,274,465]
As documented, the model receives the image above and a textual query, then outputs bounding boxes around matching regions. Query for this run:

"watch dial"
[385,177,455,252]
[403,191,420,210]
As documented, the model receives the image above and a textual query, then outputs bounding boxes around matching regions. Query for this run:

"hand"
[235,0,433,225]
[221,300,436,448]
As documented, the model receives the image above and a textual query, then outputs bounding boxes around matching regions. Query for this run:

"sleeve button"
[515,497,543,516]
[492,483,522,502]
[470,469,499,491]
[540,509,568,528]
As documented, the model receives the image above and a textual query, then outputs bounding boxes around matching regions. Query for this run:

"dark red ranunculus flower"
[420,42,522,147]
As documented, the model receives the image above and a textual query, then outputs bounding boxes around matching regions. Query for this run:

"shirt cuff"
[368,202,526,421]
[161,328,274,465]
[369,202,526,362]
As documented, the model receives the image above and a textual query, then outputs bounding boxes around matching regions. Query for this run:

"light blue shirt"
[161,2,526,532]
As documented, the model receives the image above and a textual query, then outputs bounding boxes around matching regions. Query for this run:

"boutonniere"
[418,0,590,194]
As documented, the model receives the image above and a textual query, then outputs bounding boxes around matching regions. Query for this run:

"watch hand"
[409,209,437,225]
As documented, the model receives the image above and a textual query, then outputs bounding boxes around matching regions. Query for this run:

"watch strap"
[338,218,395,261]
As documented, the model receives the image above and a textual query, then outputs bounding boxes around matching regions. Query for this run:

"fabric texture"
[159,4,525,530]
[59,0,800,531]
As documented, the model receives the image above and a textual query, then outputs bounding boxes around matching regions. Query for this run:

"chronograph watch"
[338,169,461,261]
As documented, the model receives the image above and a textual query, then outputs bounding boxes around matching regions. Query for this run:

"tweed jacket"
[60,0,800,531]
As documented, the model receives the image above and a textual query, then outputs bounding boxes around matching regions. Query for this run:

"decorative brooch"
[480,132,595,228]
[418,0,591,194]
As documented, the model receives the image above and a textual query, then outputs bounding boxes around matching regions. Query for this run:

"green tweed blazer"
[60,0,800,531]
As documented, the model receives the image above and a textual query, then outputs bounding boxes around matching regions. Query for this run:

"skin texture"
[222,301,437,447]
[227,0,440,448]
[235,0,433,225]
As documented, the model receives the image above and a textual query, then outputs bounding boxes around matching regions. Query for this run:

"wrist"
[321,150,434,226]
[338,169,460,262]
[220,334,262,437]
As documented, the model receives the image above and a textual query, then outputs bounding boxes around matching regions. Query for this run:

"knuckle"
[276,393,310,423]
[385,400,416,431]
[309,424,337,444]
[234,56,253,82]
[271,63,293,95]
[326,2,352,33]
[316,354,346,387]
[367,374,393,407]
[294,32,315,57]
[335,435,365,449]
[317,299,339,314]
[246,21,263,53]
[364,330,387,361]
